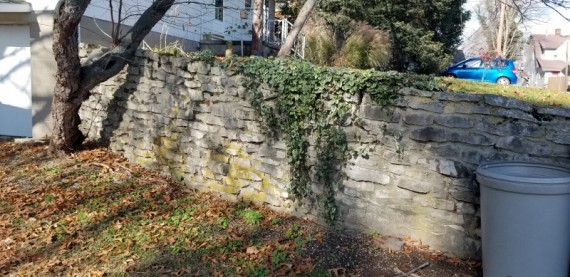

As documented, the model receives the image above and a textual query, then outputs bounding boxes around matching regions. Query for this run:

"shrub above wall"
[79,44,570,258]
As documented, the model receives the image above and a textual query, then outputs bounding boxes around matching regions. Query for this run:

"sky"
[462,0,570,46]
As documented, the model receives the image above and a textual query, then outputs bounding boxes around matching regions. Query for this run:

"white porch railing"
[263,19,305,59]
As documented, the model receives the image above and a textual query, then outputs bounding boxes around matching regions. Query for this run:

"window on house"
[215,0,223,21]
[245,0,251,9]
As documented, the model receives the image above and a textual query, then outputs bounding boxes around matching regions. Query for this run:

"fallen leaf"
[246,246,259,254]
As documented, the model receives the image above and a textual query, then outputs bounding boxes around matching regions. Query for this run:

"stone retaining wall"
[79,45,570,258]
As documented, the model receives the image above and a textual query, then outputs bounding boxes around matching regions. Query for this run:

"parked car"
[441,57,518,85]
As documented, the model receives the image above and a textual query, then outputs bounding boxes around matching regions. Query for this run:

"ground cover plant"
[0,139,481,276]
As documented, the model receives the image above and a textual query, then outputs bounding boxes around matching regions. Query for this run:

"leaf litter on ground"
[0,139,481,276]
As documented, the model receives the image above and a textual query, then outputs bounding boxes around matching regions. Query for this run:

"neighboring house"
[80,0,254,50]
[1,0,288,138]
[523,28,570,88]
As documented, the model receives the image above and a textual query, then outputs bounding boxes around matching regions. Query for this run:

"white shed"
[0,0,33,137]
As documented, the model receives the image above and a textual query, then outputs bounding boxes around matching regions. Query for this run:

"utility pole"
[496,1,506,56]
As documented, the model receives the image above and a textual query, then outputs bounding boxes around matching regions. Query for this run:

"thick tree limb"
[277,0,318,57]
[80,0,176,92]
[251,0,263,55]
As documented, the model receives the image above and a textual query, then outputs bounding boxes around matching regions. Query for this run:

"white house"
[80,0,254,50]
[523,29,570,88]
[0,0,290,138]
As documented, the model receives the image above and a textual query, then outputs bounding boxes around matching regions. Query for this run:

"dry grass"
[335,22,391,70]
[438,77,570,107]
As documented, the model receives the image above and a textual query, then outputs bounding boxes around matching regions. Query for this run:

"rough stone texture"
[79,45,570,259]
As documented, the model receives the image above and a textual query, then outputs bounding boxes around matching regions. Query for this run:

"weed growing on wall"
[229,56,440,224]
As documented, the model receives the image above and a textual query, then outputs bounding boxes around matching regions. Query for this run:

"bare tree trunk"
[277,0,317,57]
[50,0,90,154]
[50,0,175,154]
[251,0,263,55]
[496,1,506,55]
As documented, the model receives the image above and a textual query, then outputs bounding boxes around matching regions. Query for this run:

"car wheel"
[496,77,511,85]
[444,74,456,78]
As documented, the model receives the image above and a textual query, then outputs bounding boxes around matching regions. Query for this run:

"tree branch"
[79,0,176,92]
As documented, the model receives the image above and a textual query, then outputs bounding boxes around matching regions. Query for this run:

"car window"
[463,59,482,68]
[485,59,508,68]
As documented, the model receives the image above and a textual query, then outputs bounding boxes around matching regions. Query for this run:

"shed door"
[0,25,32,137]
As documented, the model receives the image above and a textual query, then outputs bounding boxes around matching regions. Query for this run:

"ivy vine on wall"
[227,56,440,224]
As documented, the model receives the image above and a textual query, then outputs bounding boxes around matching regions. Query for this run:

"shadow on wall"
[0,102,32,137]
[31,95,53,139]
[80,56,143,145]
[29,10,57,138]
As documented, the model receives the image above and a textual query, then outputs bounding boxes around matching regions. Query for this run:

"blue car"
[442,57,518,85]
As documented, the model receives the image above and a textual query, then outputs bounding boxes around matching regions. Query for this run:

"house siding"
[83,0,252,46]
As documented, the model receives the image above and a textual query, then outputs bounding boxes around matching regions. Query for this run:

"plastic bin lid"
[476,162,570,194]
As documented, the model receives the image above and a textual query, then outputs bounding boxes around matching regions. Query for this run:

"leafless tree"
[51,0,176,154]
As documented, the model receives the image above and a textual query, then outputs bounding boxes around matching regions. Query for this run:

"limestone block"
[351,155,381,170]
[165,74,182,84]
[492,107,536,122]
[396,177,434,194]
[143,66,153,78]
[188,61,210,74]
[239,132,265,143]
[224,86,238,96]
[150,80,165,88]
[437,91,481,102]
[447,131,495,146]
[202,83,224,94]
[537,107,570,118]
[343,187,364,198]
[154,68,167,81]
[443,102,490,115]
[449,179,475,203]
[403,112,434,126]
[415,158,439,172]
[237,86,248,99]
[434,115,474,128]
[344,126,377,143]
[412,197,455,211]
[185,80,201,88]
[210,163,230,176]
[170,56,187,68]
[409,127,447,142]
[483,94,533,111]
[475,118,544,137]
[406,97,445,113]
[219,129,239,140]
[399,87,435,97]
[195,113,224,126]
[211,66,222,76]
[546,132,570,144]
[343,179,377,192]
[456,202,476,215]
[359,105,401,123]
[437,159,458,177]
[357,118,388,133]
[345,165,390,185]
[496,136,570,157]
[231,157,251,168]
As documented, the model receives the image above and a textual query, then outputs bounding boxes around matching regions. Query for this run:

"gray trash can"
[476,162,570,277]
